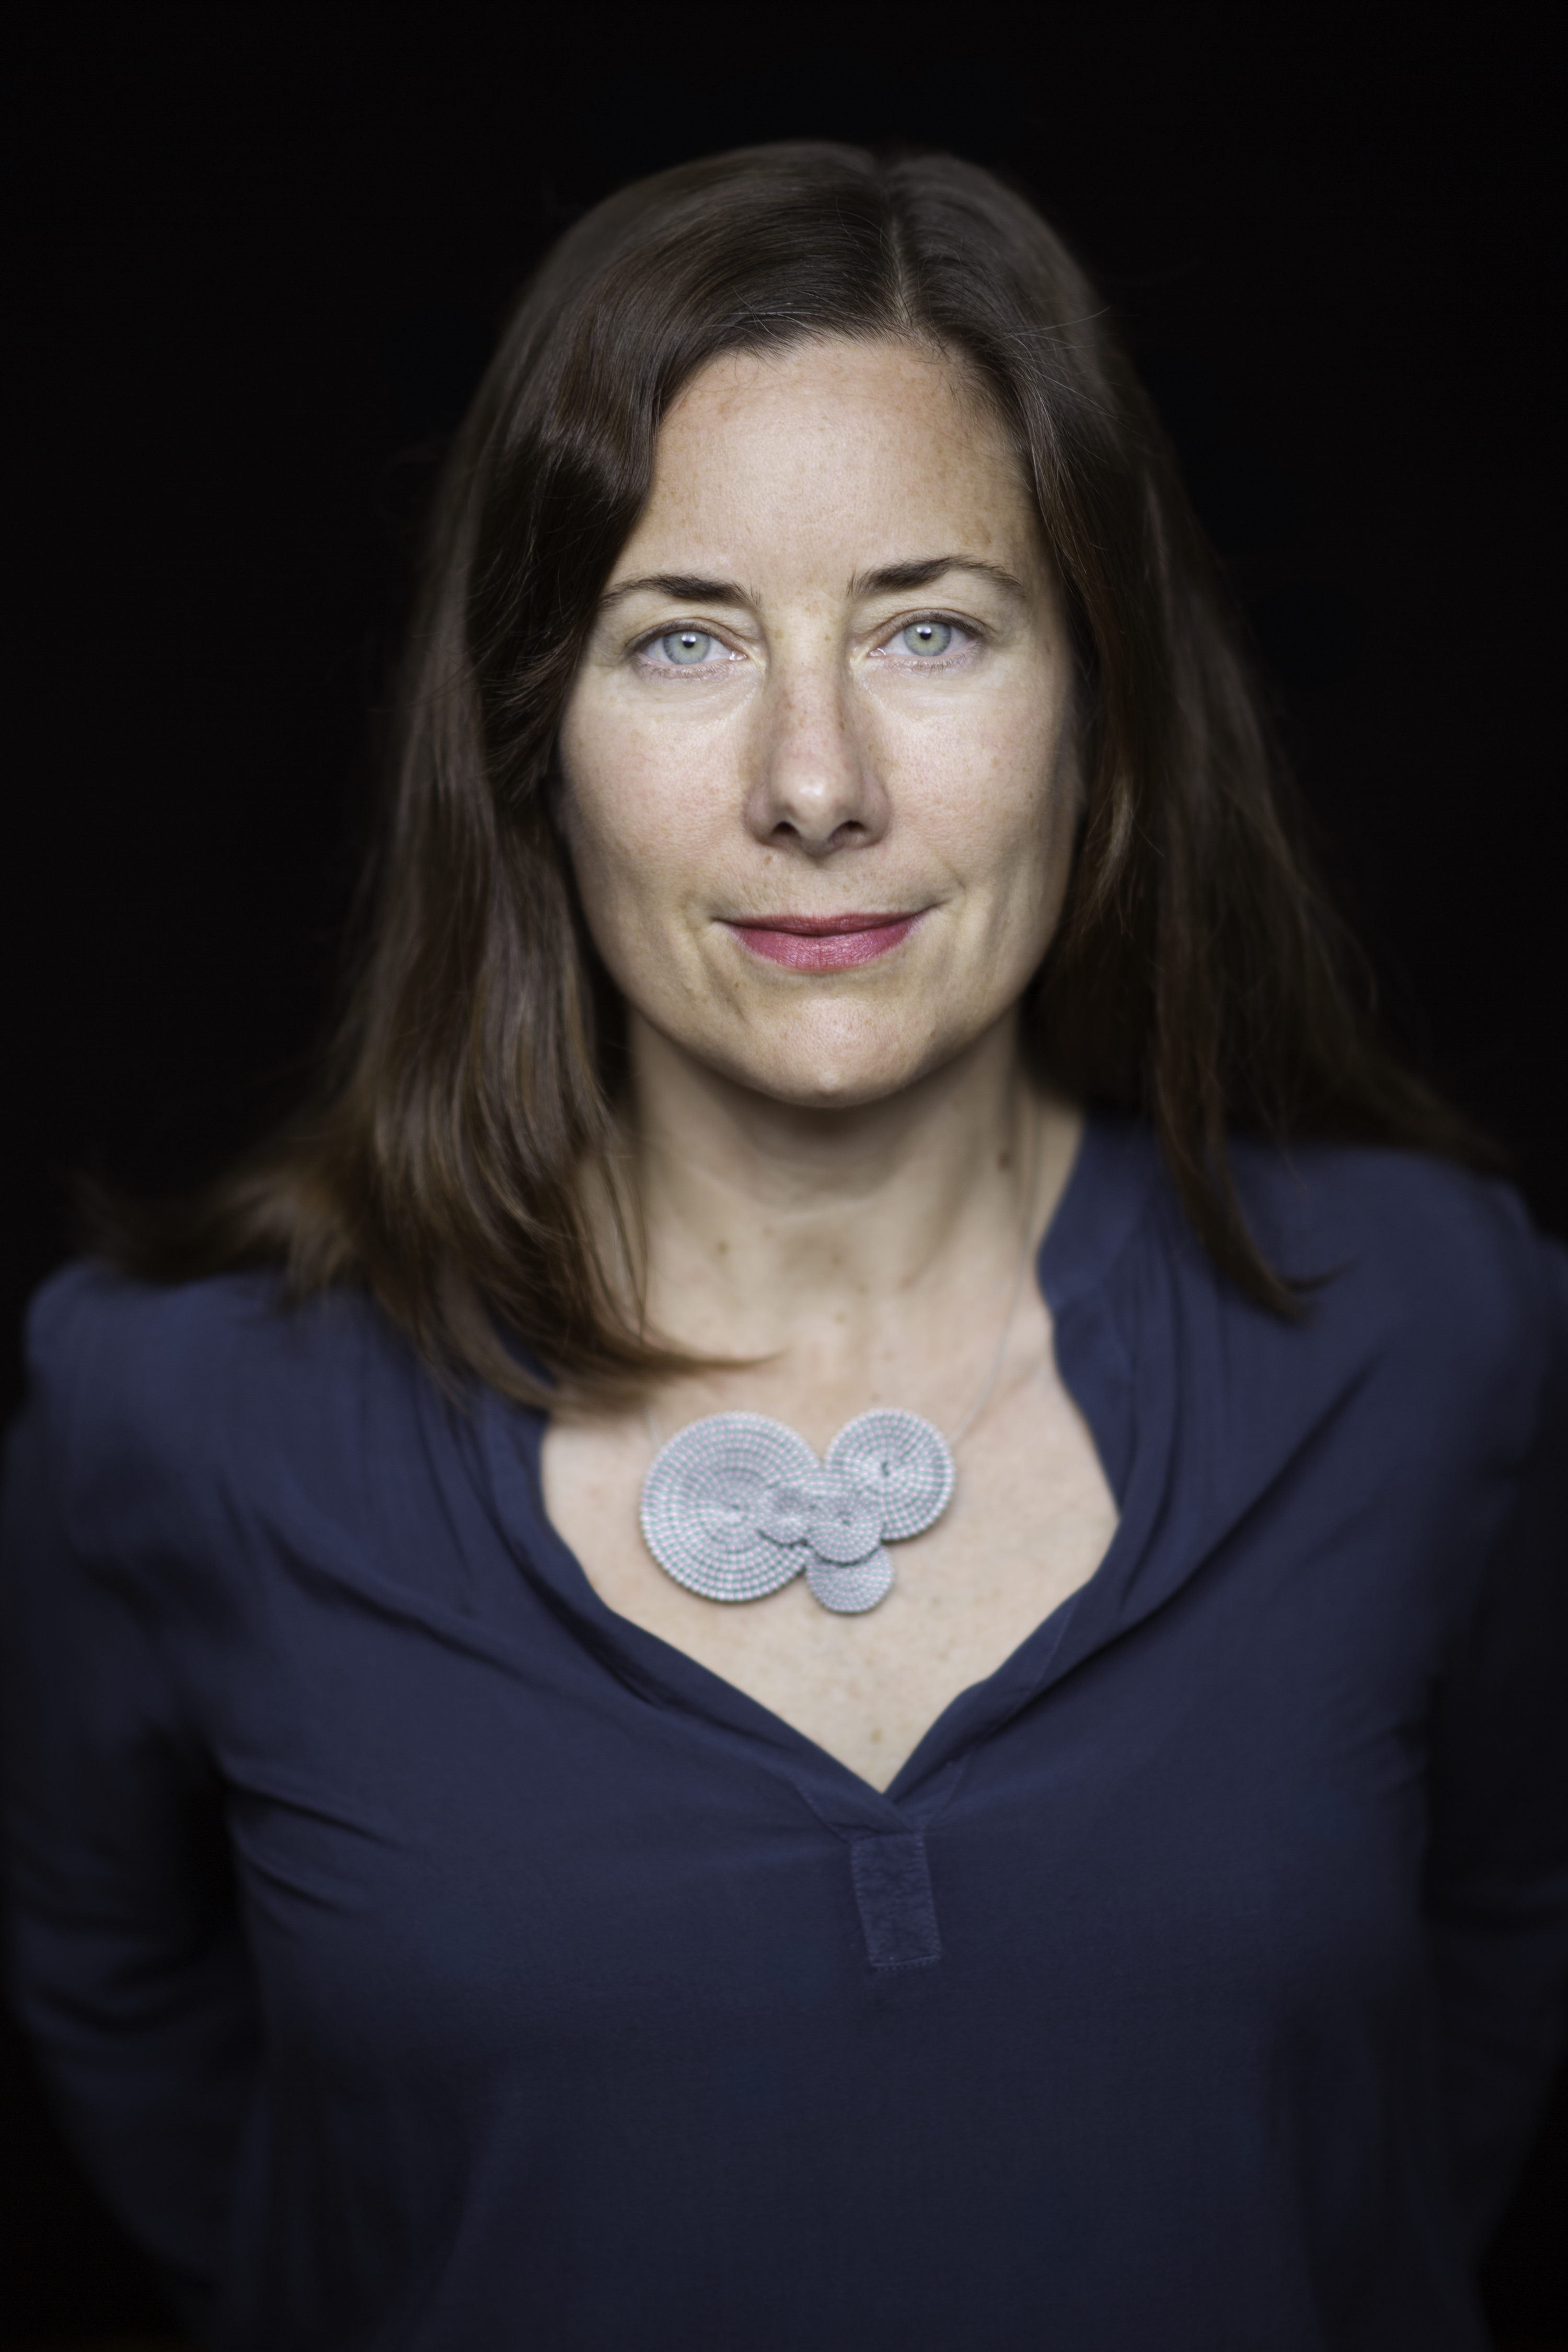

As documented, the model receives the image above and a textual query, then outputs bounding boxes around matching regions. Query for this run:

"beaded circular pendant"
[639,1407,955,1615]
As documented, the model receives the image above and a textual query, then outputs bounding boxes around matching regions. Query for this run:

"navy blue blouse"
[4,1114,1567,2351]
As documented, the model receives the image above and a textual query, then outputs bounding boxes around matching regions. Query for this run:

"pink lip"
[723,910,926,971]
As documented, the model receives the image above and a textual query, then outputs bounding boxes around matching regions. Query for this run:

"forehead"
[618,336,1040,585]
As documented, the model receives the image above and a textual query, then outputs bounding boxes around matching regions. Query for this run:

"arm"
[0,1287,259,2337]
[1424,1241,1568,2249]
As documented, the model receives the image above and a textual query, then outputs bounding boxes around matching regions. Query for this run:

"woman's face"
[558,335,1081,1110]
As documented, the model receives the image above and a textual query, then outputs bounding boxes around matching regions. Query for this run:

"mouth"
[721,910,928,971]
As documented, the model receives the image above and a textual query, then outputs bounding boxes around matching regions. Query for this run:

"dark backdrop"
[4,7,1563,2343]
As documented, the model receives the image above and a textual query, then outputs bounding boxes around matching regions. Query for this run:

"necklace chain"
[946,1102,1042,1448]
[645,1098,1042,1457]
[637,1105,1043,1614]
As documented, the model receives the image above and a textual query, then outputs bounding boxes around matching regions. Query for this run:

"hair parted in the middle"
[98,141,1482,1403]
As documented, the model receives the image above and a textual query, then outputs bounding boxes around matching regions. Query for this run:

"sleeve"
[0,1276,260,2339]
[1423,1235,1568,2250]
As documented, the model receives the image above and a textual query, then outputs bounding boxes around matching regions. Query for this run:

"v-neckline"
[481,1110,1165,1819]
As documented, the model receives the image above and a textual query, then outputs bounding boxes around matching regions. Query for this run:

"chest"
[220,1506,1435,2074]
[204,1411,1457,2344]
[541,1324,1120,1790]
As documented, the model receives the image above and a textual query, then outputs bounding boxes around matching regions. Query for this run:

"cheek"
[556,706,645,960]
[910,696,1074,885]
[950,721,1080,982]
[557,706,719,970]
[560,691,657,865]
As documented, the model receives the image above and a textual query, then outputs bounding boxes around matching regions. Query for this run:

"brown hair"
[98,141,1485,1403]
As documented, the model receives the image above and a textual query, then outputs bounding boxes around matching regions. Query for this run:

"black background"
[3,7,1564,2342]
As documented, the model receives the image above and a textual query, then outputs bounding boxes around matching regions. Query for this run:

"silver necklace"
[638,1130,1040,1617]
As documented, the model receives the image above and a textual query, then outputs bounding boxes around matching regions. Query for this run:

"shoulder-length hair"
[101,141,1483,1404]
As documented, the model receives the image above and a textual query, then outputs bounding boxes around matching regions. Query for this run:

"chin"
[748,1069,915,1112]
[720,1021,954,1112]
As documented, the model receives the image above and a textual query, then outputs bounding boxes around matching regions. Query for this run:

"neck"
[623,1009,1080,1422]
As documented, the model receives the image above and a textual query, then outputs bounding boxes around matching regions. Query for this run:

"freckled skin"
[544,338,1119,1791]
[559,338,1081,1109]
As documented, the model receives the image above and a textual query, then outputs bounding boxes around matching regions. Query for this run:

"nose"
[743,657,890,856]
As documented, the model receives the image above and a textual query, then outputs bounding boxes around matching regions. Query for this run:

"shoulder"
[22,1257,389,1444]
[1225,1136,1566,1444]
[17,1263,423,1575]
[1230,1136,1554,1317]
[25,1256,284,1401]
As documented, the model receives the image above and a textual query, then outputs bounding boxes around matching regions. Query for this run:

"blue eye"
[900,620,954,656]
[659,630,717,665]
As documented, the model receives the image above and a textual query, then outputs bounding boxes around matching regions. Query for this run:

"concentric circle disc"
[806,1474,884,1564]
[805,1547,895,1614]
[824,1410,954,1542]
[640,1412,817,1602]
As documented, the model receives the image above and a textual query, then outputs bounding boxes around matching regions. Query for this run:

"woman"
[4,143,1565,2350]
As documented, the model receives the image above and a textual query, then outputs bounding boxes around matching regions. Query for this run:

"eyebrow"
[851,556,1027,600]
[597,572,746,612]
[595,556,1027,613]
